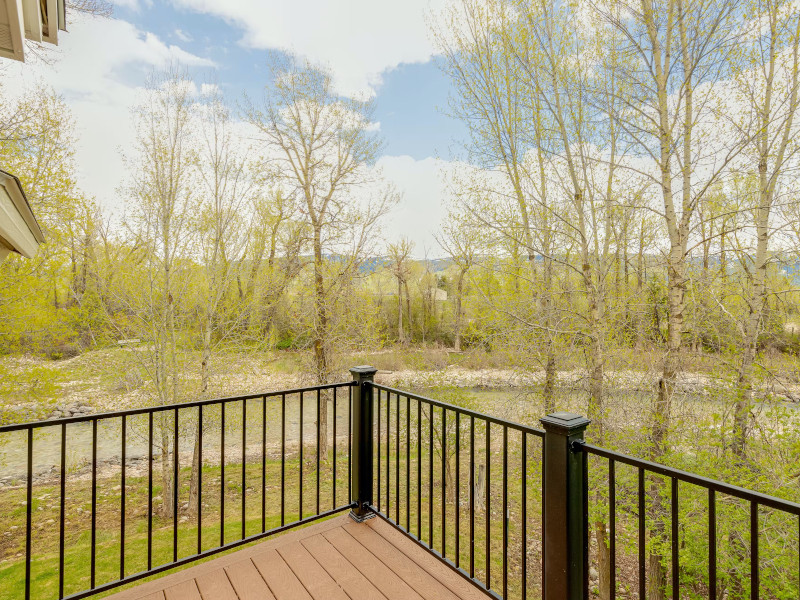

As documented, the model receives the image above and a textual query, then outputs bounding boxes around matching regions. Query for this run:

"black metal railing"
[582,443,800,600]
[348,368,800,600]
[4,364,800,600]
[0,381,355,600]
[367,381,545,600]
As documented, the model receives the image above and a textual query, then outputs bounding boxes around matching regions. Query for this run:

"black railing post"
[540,412,590,600]
[350,365,377,521]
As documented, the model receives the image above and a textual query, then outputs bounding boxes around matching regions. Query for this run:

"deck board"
[322,526,425,600]
[341,520,462,600]
[301,534,386,600]
[277,541,350,600]
[224,560,277,600]
[195,569,238,600]
[105,514,493,600]
[364,517,493,600]
[252,550,313,600]
[163,580,202,600]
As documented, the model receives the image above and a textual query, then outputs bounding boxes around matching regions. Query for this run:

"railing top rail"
[0,380,355,433]
[370,382,545,438]
[582,442,800,515]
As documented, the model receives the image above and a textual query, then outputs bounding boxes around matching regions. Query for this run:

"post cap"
[350,365,378,378]
[540,412,591,435]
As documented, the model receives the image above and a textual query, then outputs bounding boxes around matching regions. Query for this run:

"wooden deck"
[106,515,492,600]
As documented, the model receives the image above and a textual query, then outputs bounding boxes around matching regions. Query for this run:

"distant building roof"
[0,169,45,260]
[1,0,66,62]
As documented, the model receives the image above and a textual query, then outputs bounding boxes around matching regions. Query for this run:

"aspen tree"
[244,56,394,455]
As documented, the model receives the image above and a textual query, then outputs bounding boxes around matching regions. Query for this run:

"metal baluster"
[198,405,203,554]
[120,415,126,579]
[521,432,527,600]
[25,429,32,600]
[396,392,400,525]
[299,392,304,520]
[609,459,616,600]
[417,397,421,537]
[333,387,337,509]
[262,396,266,532]
[348,385,352,504]
[442,408,446,558]
[540,435,545,599]
[751,502,759,599]
[242,399,247,540]
[387,390,391,517]
[316,388,321,516]
[281,393,286,526]
[91,418,97,588]
[485,420,490,590]
[221,401,226,547]
[406,394,410,532]
[671,477,678,599]
[638,467,645,600]
[709,488,716,600]
[59,423,66,599]
[502,425,508,598]
[583,435,589,600]
[455,411,460,569]
[147,412,153,570]
[470,415,475,579]
[173,408,179,562]
[428,403,433,548]
[377,389,381,513]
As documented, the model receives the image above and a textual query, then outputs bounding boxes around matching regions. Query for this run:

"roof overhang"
[0,169,45,260]
[0,0,66,62]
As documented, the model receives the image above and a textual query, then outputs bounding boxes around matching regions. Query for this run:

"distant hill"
[357,256,453,273]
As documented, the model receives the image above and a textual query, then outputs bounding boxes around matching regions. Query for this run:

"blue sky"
[111,1,466,161]
[2,0,467,254]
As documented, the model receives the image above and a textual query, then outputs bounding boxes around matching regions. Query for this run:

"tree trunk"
[187,433,201,517]
[397,278,405,344]
[636,223,645,349]
[312,227,329,459]
[733,6,800,455]
[201,327,211,395]
[648,247,684,600]
[404,280,413,343]
[188,326,213,517]
[454,271,464,352]
[542,252,557,413]
[595,520,611,600]
[160,413,174,519]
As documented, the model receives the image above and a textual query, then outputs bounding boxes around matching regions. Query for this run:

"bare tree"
[185,88,252,514]
[437,204,478,352]
[597,0,746,594]
[244,55,395,455]
[121,69,197,518]
[195,92,251,394]
[387,238,414,344]
[729,0,800,458]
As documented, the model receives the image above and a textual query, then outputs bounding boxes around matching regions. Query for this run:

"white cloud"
[377,155,457,256]
[174,28,192,42]
[1,13,214,212]
[112,0,147,9]
[170,0,447,97]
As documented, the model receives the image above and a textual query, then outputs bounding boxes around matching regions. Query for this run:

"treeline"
[0,65,397,387]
